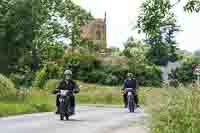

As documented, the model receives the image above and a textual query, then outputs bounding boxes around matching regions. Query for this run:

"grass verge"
[142,87,200,133]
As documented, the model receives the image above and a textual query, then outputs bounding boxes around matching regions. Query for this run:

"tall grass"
[0,90,55,117]
[76,81,123,105]
[0,74,16,97]
[143,87,200,133]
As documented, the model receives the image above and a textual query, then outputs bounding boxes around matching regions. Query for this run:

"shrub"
[104,74,120,85]
[64,53,101,78]
[142,65,162,86]
[33,63,63,88]
[77,70,106,83]
[33,67,48,88]
[0,74,16,97]
[169,61,196,85]
[44,79,60,92]
[45,63,63,79]
[9,72,35,88]
[64,53,162,86]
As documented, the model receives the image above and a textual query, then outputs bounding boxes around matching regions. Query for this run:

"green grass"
[0,91,55,117]
[142,87,200,133]
[76,81,123,105]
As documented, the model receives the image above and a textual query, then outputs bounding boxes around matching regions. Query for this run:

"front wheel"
[128,94,135,112]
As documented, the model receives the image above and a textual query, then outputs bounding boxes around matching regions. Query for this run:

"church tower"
[80,12,107,50]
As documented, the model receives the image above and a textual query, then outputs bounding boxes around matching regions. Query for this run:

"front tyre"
[128,94,135,112]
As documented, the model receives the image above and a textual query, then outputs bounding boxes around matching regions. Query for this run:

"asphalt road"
[0,106,148,133]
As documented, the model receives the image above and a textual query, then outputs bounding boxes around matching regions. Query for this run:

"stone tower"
[80,13,107,49]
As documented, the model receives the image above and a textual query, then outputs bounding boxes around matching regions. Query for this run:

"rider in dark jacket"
[53,70,80,114]
[122,73,139,108]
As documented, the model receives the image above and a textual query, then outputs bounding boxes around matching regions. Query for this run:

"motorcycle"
[57,89,74,120]
[125,88,135,112]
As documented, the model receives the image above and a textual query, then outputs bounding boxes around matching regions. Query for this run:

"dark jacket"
[53,79,80,94]
[123,78,137,90]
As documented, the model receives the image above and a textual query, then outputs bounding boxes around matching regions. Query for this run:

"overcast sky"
[75,0,200,52]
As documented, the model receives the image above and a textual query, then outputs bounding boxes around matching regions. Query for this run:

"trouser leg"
[69,95,75,113]
[123,93,128,107]
[134,93,139,105]
[56,95,60,113]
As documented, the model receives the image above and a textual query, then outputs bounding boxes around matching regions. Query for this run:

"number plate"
[128,92,132,96]
[59,98,64,102]
[60,90,68,96]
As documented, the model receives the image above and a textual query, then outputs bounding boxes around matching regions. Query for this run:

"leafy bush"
[77,70,106,83]
[141,65,162,86]
[104,74,119,85]
[169,58,200,85]
[33,63,63,88]
[9,72,35,88]
[45,63,63,79]
[64,53,101,76]
[0,74,16,97]
[33,67,48,88]
[64,53,102,80]
[63,52,162,86]
[44,79,60,92]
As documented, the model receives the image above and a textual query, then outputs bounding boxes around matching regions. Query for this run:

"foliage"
[123,38,162,86]
[144,88,200,133]
[128,61,162,86]
[169,57,200,84]
[0,74,16,97]
[184,0,200,13]
[33,63,63,88]
[123,37,149,60]
[9,72,35,88]
[193,49,200,62]
[44,79,60,92]
[64,53,101,76]
[137,0,180,66]
[41,42,65,62]
[0,0,93,74]
[33,67,48,88]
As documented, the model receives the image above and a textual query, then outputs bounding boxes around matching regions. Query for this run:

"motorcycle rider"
[122,73,139,108]
[53,70,80,114]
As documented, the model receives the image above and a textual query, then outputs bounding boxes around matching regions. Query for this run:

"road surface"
[0,106,148,133]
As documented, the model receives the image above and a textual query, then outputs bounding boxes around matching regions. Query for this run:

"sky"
[74,0,200,52]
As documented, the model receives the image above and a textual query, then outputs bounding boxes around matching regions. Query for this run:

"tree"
[194,49,200,61]
[184,0,200,13]
[194,49,200,57]
[123,37,149,59]
[0,0,93,74]
[137,0,180,66]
